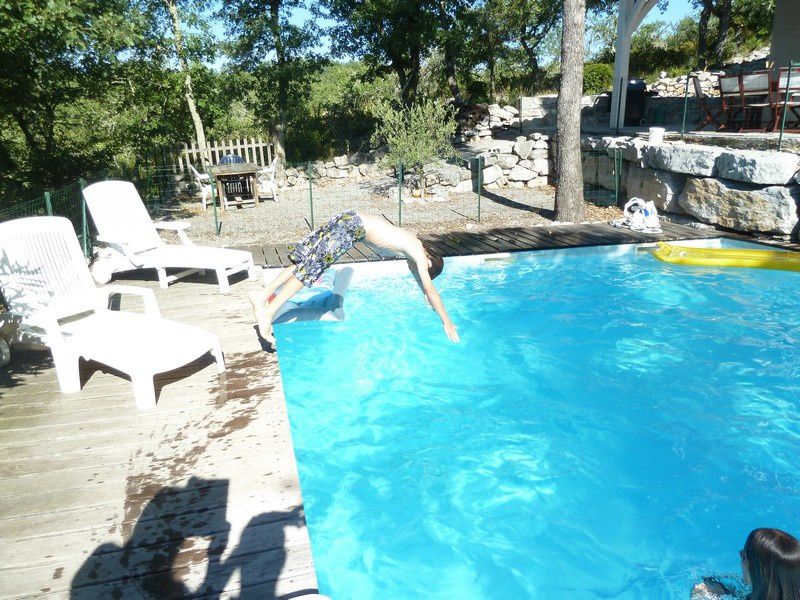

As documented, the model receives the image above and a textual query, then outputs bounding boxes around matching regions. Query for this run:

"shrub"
[583,63,614,95]
[370,99,457,196]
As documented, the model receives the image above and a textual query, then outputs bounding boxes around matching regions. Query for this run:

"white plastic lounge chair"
[189,163,212,210]
[0,216,225,409]
[83,180,257,292]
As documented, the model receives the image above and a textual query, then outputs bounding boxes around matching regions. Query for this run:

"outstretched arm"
[409,249,459,343]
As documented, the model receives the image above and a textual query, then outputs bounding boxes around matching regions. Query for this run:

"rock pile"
[460,103,521,142]
[651,71,717,98]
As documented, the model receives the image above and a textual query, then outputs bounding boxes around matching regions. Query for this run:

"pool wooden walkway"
[239,221,725,267]
[0,220,769,599]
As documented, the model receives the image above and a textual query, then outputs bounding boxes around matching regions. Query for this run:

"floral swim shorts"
[287,210,367,286]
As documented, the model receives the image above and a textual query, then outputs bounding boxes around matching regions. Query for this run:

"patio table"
[208,163,261,211]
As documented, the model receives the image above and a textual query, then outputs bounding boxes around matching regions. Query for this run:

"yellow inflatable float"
[652,242,800,273]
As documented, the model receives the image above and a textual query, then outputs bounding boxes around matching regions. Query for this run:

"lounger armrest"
[154,221,193,246]
[96,285,161,317]
[94,237,146,266]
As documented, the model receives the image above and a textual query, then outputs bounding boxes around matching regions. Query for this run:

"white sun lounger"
[0,216,225,409]
[82,180,257,292]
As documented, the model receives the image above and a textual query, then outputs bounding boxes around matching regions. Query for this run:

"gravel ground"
[157,174,622,248]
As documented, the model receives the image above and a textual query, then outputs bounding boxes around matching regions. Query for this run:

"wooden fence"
[156,137,275,175]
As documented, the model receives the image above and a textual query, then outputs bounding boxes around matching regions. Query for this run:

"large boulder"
[508,165,536,181]
[614,138,650,165]
[488,103,514,121]
[645,143,723,176]
[626,166,687,214]
[482,164,503,185]
[678,177,800,234]
[597,155,627,195]
[716,149,800,185]
[497,153,520,170]
[424,162,466,187]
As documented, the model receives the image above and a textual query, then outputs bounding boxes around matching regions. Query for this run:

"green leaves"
[371,98,457,171]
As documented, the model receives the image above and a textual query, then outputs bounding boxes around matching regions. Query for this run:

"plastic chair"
[0,216,225,409]
[189,163,212,210]
[83,180,257,292]
[257,157,280,202]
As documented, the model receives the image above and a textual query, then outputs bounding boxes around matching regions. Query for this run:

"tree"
[0,0,136,196]
[320,0,440,106]
[693,0,732,68]
[224,0,320,166]
[371,99,456,198]
[555,0,586,222]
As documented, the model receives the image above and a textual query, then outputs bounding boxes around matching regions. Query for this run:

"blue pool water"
[275,243,800,599]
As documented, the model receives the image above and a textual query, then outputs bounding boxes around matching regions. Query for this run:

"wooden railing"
[156,137,275,175]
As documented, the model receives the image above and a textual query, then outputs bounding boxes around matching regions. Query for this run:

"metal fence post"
[397,163,404,227]
[779,62,795,152]
[78,178,89,258]
[477,156,484,223]
[210,178,221,236]
[681,72,691,138]
[44,191,53,216]
[307,161,315,230]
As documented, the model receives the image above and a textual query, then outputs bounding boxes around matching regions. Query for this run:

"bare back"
[358,214,425,263]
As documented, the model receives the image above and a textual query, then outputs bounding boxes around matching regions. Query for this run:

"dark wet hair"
[744,528,800,600]
[424,244,444,280]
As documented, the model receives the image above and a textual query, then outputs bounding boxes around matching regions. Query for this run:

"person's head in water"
[424,244,444,280]
[742,528,800,600]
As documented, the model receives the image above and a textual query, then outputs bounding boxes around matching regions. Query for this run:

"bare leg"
[248,265,295,330]
[250,274,304,343]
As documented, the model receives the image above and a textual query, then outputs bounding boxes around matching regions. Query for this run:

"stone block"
[626,165,687,214]
[532,158,549,175]
[645,144,723,176]
[503,104,519,116]
[678,177,800,234]
[513,140,535,159]
[508,165,535,181]
[333,154,349,167]
[582,154,599,186]
[597,155,627,195]
[349,151,369,166]
[496,153,519,170]
[716,150,800,185]
[482,164,503,185]
[453,180,474,193]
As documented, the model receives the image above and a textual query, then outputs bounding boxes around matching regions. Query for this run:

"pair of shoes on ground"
[610,198,662,234]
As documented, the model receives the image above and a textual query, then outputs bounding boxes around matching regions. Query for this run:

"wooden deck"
[0,221,769,599]
[239,221,728,267]
[0,275,316,599]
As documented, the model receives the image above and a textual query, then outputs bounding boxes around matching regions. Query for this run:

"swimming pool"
[275,240,800,599]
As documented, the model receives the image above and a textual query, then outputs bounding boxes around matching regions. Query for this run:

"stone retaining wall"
[574,135,800,236]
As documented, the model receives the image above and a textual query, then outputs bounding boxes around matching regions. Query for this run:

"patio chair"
[773,66,800,133]
[0,216,225,409]
[692,75,724,130]
[189,163,212,210]
[738,70,774,132]
[257,156,279,202]
[83,180,257,292]
[718,74,744,130]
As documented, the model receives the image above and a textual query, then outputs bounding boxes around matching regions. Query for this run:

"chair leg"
[210,341,226,373]
[52,347,81,394]
[216,268,230,293]
[131,373,157,410]
[157,267,169,289]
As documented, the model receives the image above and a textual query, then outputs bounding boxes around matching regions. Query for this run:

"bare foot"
[248,291,273,341]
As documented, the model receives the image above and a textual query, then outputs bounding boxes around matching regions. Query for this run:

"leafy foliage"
[370,99,457,173]
[583,62,613,94]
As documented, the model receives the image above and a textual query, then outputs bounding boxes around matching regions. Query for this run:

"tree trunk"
[520,36,542,92]
[268,0,287,173]
[555,0,586,223]
[438,1,463,105]
[696,0,713,69]
[164,0,208,167]
[712,0,732,67]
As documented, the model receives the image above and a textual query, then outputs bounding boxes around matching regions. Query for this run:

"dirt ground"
[159,175,622,248]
